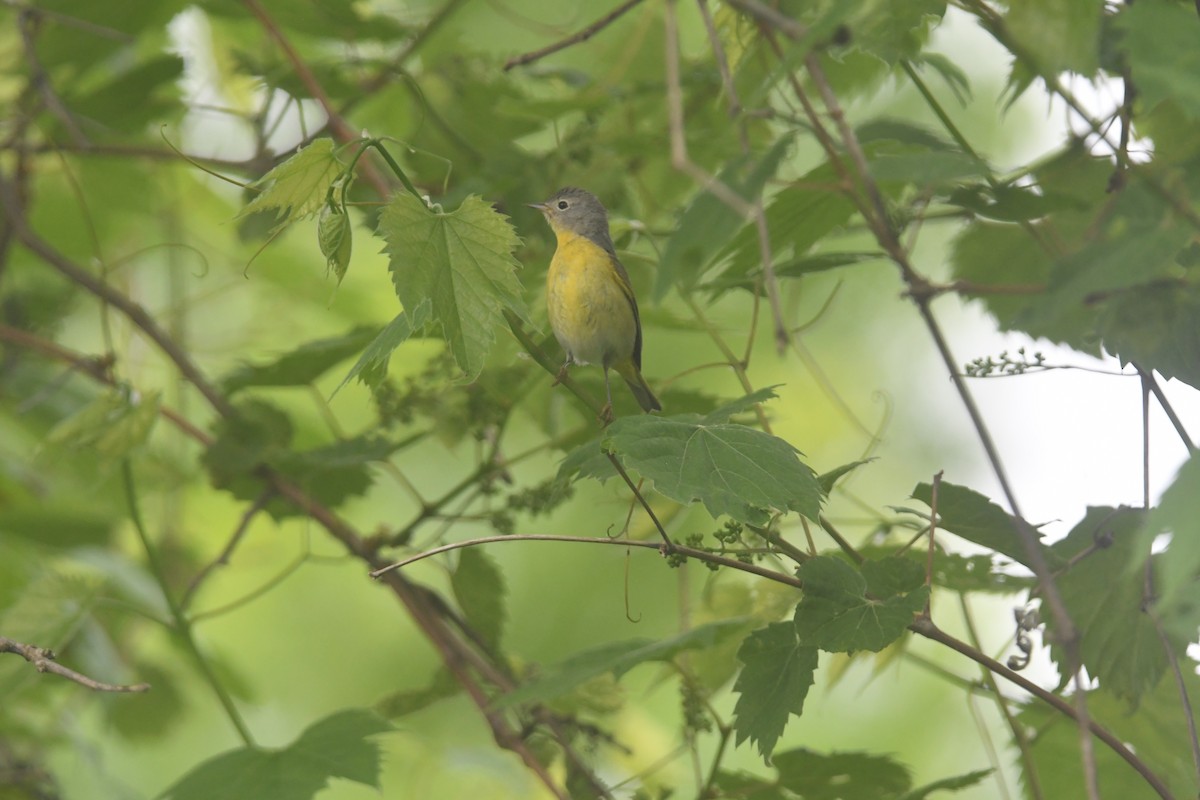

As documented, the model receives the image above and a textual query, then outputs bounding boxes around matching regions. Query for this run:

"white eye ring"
[557,200,569,210]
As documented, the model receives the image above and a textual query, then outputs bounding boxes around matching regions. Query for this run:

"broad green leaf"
[333,300,433,394]
[496,618,749,709]
[731,622,818,760]
[240,139,342,231]
[702,387,781,425]
[655,136,793,299]
[107,660,183,741]
[850,0,946,64]
[451,549,506,650]
[1005,0,1103,77]
[721,162,858,279]
[912,482,1061,571]
[603,414,823,524]
[900,769,992,799]
[378,193,528,379]
[202,400,294,500]
[44,389,161,464]
[203,401,399,516]
[1142,454,1200,640]
[1116,2,1200,120]
[62,54,183,136]
[161,709,393,800]
[1047,506,1178,703]
[1099,283,1200,390]
[774,749,912,799]
[793,557,927,653]
[221,327,377,394]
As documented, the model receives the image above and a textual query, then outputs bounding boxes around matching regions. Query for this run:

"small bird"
[529,187,661,420]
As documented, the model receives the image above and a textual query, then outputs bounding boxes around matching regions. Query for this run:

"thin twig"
[368,533,804,588]
[0,636,150,693]
[1136,364,1196,453]
[926,471,942,617]
[181,490,275,611]
[503,0,646,71]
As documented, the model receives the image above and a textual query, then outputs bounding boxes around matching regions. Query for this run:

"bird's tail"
[618,364,662,413]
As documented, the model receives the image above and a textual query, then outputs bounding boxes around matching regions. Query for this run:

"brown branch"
[369,533,805,588]
[1136,364,1196,453]
[503,0,646,71]
[0,636,150,693]
[912,617,1173,800]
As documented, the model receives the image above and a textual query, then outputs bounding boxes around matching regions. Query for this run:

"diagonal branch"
[1,636,150,693]
[503,0,647,71]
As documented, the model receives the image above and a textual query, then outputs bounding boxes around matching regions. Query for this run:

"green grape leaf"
[496,618,749,709]
[240,139,342,231]
[1046,506,1175,704]
[379,193,528,379]
[201,400,294,501]
[221,327,377,394]
[702,387,782,424]
[271,436,401,514]
[602,415,823,524]
[867,151,986,187]
[318,198,353,284]
[1099,282,1200,390]
[731,622,818,760]
[703,252,881,294]
[1005,0,1103,77]
[451,549,506,650]
[1142,454,1200,641]
[0,568,105,692]
[161,709,393,800]
[1115,2,1200,120]
[793,557,927,653]
[43,390,161,465]
[655,136,793,299]
[774,749,912,799]
[912,481,1061,570]
[333,301,433,395]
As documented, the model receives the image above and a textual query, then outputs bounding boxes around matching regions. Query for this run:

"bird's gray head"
[529,187,615,252]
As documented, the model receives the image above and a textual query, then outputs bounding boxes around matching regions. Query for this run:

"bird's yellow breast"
[546,232,637,368]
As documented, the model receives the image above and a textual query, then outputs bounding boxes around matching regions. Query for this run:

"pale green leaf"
[1047,506,1176,703]
[378,194,528,379]
[1005,0,1103,76]
[333,300,432,395]
[221,327,377,394]
[44,390,161,464]
[1116,2,1200,120]
[912,482,1061,570]
[793,557,927,653]
[240,139,342,230]
[731,622,818,760]
[603,414,823,524]
[161,709,393,800]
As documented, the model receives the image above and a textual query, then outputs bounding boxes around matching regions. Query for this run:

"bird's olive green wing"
[608,252,644,370]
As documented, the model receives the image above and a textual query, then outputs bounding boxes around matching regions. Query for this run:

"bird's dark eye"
[556,200,569,210]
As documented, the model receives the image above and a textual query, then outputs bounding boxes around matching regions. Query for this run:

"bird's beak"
[527,202,550,213]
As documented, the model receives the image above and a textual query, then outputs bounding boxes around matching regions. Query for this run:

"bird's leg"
[552,358,571,387]
[599,368,614,424]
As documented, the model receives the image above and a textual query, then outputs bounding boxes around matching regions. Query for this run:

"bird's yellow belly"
[547,237,636,367]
